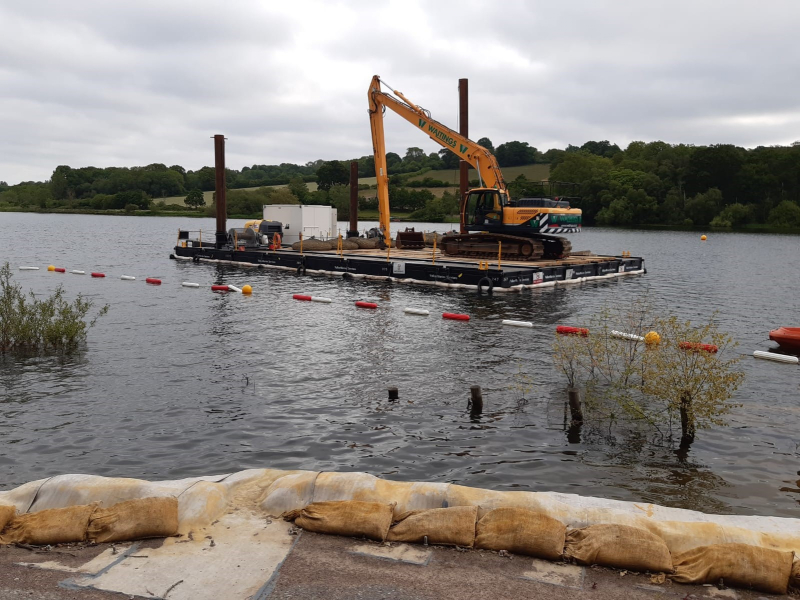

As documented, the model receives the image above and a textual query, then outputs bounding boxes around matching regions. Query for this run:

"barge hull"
[171,246,645,291]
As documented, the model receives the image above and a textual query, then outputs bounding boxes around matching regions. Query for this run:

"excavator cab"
[465,189,506,228]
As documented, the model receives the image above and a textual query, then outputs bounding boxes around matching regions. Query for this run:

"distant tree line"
[549,140,800,228]
[2,138,800,228]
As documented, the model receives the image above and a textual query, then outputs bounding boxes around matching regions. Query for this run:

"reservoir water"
[1,212,799,517]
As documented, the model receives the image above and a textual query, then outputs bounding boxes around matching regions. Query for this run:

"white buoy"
[18,266,39,270]
[71,270,85,275]
[311,296,332,303]
[611,330,645,342]
[404,307,430,316]
[753,351,799,364]
[502,319,533,328]
[227,284,242,293]
[121,275,136,281]
[181,282,200,288]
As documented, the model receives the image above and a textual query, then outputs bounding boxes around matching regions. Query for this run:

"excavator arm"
[368,75,506,245]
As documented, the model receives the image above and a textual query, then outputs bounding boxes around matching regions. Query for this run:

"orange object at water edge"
[556,325,589,337]
[769,327,800,353]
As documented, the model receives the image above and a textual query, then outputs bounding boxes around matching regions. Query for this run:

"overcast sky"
[2,0,799,185]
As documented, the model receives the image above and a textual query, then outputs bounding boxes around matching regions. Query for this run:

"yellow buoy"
[701,235,707,241]
[47,265,55,271]
[242,284,252,295]
[644,331,661,345]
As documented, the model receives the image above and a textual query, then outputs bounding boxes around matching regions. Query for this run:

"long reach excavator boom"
[367,75,581,259]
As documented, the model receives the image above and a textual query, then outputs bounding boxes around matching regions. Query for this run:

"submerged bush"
[0,262,108,353]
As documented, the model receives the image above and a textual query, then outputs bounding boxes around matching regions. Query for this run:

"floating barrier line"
[502,319,533,328]
[355,301,378,309]
[145,278,162,285]
[311,296,332,303]
[91,272,105,278]
[753,350,799,364]
[181,282,200,288]
[611,330,645,342]
[71,270,85,275]
[121,275,136,281]
[443,312,470,321]
[227,284,242,293]
[404,307,429,316]
[18,266,39,270]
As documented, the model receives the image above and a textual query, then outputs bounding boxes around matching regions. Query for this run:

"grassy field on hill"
[159,164,550,206]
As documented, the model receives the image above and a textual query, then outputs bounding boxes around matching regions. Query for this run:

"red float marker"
[679,342,718,354]
[91,272,105,278]
[355,301,378,309]
[293,294,313,301]
[54,267,66,273]
[556,325,589,337]
[443,312,470,321]
[211,285,230,292]
[145,278,162,285]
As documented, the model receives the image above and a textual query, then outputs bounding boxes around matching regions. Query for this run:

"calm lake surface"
[1,212,799,517]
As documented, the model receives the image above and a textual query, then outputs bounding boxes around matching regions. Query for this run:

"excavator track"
[440,233,572,261]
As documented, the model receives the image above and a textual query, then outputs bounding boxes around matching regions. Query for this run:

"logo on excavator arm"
[418,118,465,152]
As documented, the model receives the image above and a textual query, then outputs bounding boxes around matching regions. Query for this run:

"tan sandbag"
[565,524,672,573]
[291,239,332,251]
[387,506,477,547]
[672,543,792,595]
[474,507,565,560]
[0,504,15,531]
[338,239,359,250]
[87,497,178,543]
[353,237,381,249]
[0,504,96,545]
[284,500,394,541]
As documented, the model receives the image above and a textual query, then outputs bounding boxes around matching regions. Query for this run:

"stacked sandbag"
[87,497,179,543]
[339,239,359,250]
[474,507,565,560]
[0,505,97,545]
[291,239,332,251]
[565,524,673,573]
[672,543,793,595]
[0,504,16,531]
[352,237,381,249]
[284,500,394,542]
[387,506,477,547]
[423,232,444,247]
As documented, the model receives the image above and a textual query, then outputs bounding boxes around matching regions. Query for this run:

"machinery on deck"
[367,75,581,260]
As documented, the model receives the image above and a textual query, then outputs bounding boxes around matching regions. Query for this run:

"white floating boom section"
[753,350,799,364]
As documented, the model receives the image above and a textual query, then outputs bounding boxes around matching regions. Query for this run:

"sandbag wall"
[269,471,800,595]
[0,497,178,545]
[3,468,800,594]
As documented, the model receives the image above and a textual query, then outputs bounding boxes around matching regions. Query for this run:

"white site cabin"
[262,204,338,246]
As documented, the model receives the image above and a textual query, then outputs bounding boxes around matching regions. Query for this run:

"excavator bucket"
[395,228,426,250]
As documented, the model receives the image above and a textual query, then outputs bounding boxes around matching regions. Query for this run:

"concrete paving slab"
[15,544,132,574]
[67,511,296,599]
[521,558,584,588]
[349,542,432,565]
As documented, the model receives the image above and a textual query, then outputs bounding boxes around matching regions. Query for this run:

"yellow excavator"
[368,75,581,260]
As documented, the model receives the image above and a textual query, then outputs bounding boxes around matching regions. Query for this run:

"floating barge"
[171,242,645,293]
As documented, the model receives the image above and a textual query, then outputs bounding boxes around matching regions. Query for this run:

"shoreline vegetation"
[2,138,800,230]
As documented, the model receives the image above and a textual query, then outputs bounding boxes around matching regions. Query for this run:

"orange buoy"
[443,312,470,321]
[91,272,105,278]
[293,294,313,301]
[355,301,378,309]
[54,267,66,273]
[679,342,718,353]
[556,325,589,337]
[211,285,229,292]
[145,278,161,285]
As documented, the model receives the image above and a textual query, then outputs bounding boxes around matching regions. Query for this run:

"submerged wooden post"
[470,385,483,416]
[568,387,583,424]
[388,387,399,401]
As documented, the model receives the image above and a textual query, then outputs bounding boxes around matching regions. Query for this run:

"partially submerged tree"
[552,298,744,448]
[0,262,108,353]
